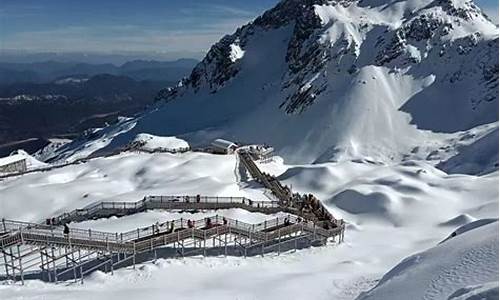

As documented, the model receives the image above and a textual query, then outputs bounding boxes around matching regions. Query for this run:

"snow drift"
[357,220,499,300]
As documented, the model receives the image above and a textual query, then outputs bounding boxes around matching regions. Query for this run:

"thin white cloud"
[1,15,252,54]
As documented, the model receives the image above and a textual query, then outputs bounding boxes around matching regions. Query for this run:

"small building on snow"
[211,139,238,154]
[0,154,27,174]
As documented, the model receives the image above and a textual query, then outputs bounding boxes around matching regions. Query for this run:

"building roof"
[211,139,237,150]
[0,154,26,167]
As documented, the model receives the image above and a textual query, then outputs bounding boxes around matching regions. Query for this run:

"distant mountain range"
[0,58,198,85]
[0,58,198,149]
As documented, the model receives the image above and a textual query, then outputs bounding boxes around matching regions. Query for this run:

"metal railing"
[50,195,282,225]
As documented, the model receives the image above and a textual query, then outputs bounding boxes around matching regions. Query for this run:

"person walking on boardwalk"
[223,217,228,225]
[155,221,160,234]
[63,224,70,236]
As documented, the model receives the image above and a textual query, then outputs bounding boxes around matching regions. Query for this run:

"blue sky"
[0,0,498,59]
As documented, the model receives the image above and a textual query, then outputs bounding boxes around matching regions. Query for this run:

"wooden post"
[78,249,82,282]
[110,255,114,275]
[191,228,195,249]
[3,249,10,280]
[278,228,281,255]
[17,245,24,285]
[225,228,230,257]
[294,236,298,252]
[214,226,219,255]
[51,247,57,282]
[44,251,52,282]
[203,231,206,257]
[39,250,45,282]
[71,247,77,282]
[132,243,136,269]
[9,247,16,282]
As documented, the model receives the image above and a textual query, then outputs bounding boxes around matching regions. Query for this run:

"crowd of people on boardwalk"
[186,217,228,229]
[257,169,340,230]
[262,169,337,229]
[45,217,58,226]
[260,169,339,229]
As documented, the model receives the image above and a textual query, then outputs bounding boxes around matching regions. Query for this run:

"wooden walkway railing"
[50,195,283,225]
[1,213,344,284]
[0,144,346,284]
[237,149,342,228]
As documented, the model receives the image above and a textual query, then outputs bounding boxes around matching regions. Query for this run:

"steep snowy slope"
[357,220,498,300]
[51,0,498,166]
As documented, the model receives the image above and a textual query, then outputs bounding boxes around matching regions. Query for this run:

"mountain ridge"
[51,0,499,167]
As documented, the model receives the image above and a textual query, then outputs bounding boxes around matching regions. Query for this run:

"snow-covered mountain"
[52,0,498,167]
[0,1,498,299]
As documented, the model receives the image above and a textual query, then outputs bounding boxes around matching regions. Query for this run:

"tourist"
[63,224,70,236]
[155,222,160,234]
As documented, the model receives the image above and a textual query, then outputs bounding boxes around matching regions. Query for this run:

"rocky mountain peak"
[52,0,498,167]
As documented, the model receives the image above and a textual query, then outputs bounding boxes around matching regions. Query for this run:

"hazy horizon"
[0,49,202,65]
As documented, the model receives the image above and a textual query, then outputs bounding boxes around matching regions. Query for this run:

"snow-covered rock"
[132,133,189,151]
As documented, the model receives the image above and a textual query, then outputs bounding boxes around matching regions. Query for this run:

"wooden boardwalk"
[0,147,345,284]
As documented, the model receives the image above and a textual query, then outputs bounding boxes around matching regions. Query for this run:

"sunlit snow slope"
[357,220,499,300]
[0,152,497,300]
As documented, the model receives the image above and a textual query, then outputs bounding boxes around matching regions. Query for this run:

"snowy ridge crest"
[157,0,497,115]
